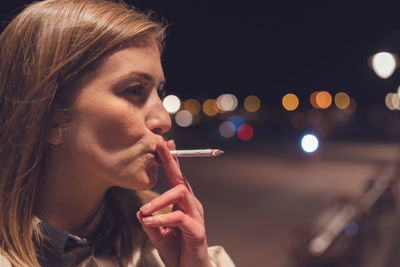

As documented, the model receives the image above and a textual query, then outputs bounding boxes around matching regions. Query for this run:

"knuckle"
[174,210,186,223]
[197,227,206,239]
[175,184,187,194]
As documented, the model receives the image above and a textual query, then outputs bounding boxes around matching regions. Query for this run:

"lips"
[149,151,162,165]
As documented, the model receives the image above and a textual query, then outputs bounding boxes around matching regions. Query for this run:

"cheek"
[74,100,144,151]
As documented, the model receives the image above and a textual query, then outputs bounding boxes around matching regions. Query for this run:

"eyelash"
[124,82,166,99]
[157,82,166,98]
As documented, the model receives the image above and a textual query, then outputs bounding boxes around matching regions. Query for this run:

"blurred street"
[155,140,400,267]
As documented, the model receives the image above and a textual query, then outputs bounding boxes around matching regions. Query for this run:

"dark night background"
[3,1,400,143]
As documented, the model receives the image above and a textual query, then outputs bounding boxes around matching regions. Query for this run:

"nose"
[145,91,172,135]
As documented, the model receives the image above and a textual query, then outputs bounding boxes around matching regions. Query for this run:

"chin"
[125,167,158,191]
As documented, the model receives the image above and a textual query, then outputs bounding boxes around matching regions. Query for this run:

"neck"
[35,150,109,234]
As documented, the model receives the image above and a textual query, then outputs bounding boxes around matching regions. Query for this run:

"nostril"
[152,127,163,135]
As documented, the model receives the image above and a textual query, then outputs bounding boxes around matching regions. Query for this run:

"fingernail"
[140,203,152,213]
[142,216,153,224]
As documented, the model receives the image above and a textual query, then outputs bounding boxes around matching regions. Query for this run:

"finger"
[156,139,185,187]
[140,184,200,217]
[136,211,163,246]
[163,139,194,195]
[167,139,180,167]
[157,139,201,211]
[141,210,206,243]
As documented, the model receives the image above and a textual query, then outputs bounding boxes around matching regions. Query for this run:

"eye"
[125,84,145,97]
[157,82,166,98]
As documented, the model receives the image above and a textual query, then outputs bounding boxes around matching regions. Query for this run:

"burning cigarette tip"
[211,149,224,157]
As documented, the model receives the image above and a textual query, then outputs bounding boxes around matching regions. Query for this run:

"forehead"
[95,44,164,80]
[65,43,164,108]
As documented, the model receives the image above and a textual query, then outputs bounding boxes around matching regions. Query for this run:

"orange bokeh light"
[310,91,319,109]
[202,99,219,116]
[315,91,332,109]
[282,93,299,111]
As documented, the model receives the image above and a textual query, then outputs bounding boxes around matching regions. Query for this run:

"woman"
[0,0,235,266]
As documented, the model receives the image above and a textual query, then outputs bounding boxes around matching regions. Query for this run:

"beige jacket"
[0,246,235,267]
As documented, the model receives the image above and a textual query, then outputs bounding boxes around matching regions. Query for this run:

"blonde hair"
[0,0,166,265]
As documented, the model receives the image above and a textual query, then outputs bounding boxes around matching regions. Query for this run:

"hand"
[137,139,212,267]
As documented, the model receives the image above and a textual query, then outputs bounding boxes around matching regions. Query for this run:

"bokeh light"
[219,121,236,138]
[183,99,201,115]
[228,115,246,127]
[237,124,254,141]
[371,52,397,79]
[301,134,319,153]
[202,99,219,116]
[310,91,319,109]
[334,92,350,110]
[393,94,400,110]
[174,110,193,127]
[385,93,395,110]
[216,94,238,112]
[244,95,261,112]
[315,91,332,109]
[163,95,181,114]
[385,93,400,110]
[282,93,299,111]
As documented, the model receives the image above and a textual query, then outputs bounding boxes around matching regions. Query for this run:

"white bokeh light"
[216,94,238,112]
[392,93,400,110]
[385,92,400,110]
[301,134,319,153]
[174,110,193,127]
[371,52,397,79]
[163,95,181,114]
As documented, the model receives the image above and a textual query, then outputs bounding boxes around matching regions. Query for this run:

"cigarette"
[170,149,224,158]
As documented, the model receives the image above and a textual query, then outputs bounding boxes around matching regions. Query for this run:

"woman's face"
[56,43,171,191]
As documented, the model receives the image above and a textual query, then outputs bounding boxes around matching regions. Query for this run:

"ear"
[46,125,62,146]
[46,103,67,146]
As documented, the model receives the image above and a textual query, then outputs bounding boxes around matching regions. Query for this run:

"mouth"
[149,151,162,165]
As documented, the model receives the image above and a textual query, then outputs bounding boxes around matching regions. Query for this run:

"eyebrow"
[114,71,166,88]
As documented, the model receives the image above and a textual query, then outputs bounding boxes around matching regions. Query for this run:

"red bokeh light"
[237,124,254,141]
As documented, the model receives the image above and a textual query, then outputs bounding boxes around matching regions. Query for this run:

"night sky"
[130,1,400,109]
[3,1,400,107]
